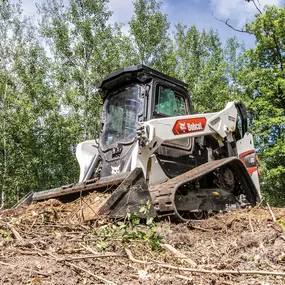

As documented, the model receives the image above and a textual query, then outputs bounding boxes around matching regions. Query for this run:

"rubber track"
[149,157,256,222]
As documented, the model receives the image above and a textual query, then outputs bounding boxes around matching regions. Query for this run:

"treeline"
[0,0,284,207]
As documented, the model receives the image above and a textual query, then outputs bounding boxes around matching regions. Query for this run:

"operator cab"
[98,65,193,177]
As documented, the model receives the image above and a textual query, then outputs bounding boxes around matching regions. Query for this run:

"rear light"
[244,153,257,168]
[240,151,260,177]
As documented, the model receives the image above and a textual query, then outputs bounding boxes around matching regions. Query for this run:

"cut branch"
[125,248,151,264]
[267,202,276,222]
[0,261,49,277]
[7,224,22,240]
[175,274,193,283]
[125,248,285,277]
[65,262,116,285]
[57,253,123,261]
[161,243,197,267]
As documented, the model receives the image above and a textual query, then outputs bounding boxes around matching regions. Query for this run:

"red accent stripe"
[239,150,260,177]
[247,166,258,176]
[239,150,255,159]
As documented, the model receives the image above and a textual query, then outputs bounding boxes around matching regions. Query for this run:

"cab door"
[151,83,199,178]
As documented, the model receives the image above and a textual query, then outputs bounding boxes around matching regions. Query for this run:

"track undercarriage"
[149,157,259,222]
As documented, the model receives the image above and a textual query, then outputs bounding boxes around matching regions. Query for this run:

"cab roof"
[98,64,188,92]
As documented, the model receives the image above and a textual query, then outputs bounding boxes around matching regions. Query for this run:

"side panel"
[236,133,261,197]
[148,155,169,186]
[76,140,99,182]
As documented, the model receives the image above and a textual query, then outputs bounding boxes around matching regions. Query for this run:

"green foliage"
[139,199,152,215]
[237,5,285,206]
[38,0,114,139]
[172,25,241,113]
[277,219,285,232]
[1,231,10,239]
[94,210,163,251]
[129,0,170,66]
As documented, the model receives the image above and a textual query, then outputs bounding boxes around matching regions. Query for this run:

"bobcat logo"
[179,122,187,132]
[111,165,121,175]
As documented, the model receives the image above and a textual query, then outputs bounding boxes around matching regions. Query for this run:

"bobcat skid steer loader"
[17,65,261,222]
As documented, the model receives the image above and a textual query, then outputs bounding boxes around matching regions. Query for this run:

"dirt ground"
[0,195,285,285]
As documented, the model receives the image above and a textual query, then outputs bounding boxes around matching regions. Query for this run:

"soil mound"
[1,197,285,284]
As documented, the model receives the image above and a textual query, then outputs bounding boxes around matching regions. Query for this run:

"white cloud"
[108,0,134,24]
[210,0,283,27]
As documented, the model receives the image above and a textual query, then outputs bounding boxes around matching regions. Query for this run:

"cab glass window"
[235,114,242,140]
[155,85,187,116]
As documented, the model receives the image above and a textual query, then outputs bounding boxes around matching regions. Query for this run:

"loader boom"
[136,101,239,175]
[138,101,238,150]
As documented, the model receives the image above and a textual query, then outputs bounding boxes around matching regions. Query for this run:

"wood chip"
[161,243,197,267]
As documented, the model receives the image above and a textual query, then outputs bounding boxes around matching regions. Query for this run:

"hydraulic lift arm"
[137,101,238,157]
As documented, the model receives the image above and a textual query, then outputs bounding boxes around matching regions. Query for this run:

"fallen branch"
[65,262,116,285]
[7,223,22,240]
[125,248,285,277]
[161,243,197,267]
[14,248,44,256]
[0,261,49,277]
[187,225,218,232]
[267,203,276,222]
[175,274,193,284]
[248,216,254,233]
[125,248,151,264]
[81,243,98,255]
[58,253,123,261]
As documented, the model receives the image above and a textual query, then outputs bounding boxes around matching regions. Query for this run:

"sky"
[16,0,285,49]
[107,0,284,48]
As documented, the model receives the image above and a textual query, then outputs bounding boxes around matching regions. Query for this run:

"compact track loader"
[18,65,261,222]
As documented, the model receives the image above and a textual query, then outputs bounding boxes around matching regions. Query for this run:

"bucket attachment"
[98,168,156,219]
[15,168,156,222]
